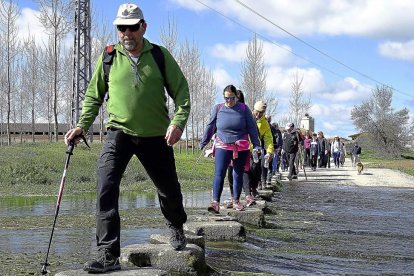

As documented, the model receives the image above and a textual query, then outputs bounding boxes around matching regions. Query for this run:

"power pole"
[71,0,92,141]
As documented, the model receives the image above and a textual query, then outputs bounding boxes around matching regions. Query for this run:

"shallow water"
[1,180,414,275]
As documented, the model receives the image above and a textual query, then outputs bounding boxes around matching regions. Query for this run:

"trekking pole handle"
[66,134,90,154]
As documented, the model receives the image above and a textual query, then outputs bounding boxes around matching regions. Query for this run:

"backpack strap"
[102,45,116,93]
[101,43,170,97]
[150,43,171,97]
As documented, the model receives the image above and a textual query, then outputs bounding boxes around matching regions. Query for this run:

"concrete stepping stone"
[220,208,265,227]
[150,233,205,249]
[257,190,273,201]
[55,268,167,275]
[121,243,206,276]
[184,220,246,241]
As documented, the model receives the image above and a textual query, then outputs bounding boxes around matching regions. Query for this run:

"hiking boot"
[245,195,256,207]
[83,249,121,273]
[233,200,245,211]
[287,175,292,181]
[292,175,298,179]
[169,225,187,251]
[208,200,220,214]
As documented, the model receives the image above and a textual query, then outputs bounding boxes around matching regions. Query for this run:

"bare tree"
[263,91,278,120]
[197,67,216,139]
[240,33,266,108]
[90,12,114,142]
[177,40,203,153]
[160,15,179,117]
[22,35,43,142]
[351,85,413,157]
[0,0,20,145]
[279,72,311,128]
[0,32,3,145]
[37,0,73,141]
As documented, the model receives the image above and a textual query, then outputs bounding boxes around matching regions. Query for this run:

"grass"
[0,142,214,196]
[360,150,414,176]
[0,142,412,196]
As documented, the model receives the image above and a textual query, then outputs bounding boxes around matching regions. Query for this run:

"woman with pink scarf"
[200,85,260,214]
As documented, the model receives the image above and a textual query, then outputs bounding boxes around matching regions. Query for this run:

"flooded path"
[207,163,414,275]
[1,161,414,275]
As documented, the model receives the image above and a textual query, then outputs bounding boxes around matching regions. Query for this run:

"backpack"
[102,43,171,97]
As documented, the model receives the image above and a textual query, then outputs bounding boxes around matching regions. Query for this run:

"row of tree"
[0,0,311,147]
[1,0,411,157]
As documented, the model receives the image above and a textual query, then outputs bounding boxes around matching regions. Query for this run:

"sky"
[14,0,414,138]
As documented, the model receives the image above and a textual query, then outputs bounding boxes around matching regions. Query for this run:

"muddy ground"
[1,160,414,275]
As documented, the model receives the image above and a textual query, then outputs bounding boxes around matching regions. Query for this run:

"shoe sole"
[171,240,187,251]
[246,201,256,207]
[83,264,121,273]
[207,207,219,214]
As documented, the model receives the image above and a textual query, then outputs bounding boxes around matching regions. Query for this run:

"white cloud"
[170,0,414,40]
[317,77,372,103]
[17,7,73,50]
[17,8,48,46]
[212,67,237,91]
[210,40,292,66]
[267,66,326,96]
[378,40,414,62]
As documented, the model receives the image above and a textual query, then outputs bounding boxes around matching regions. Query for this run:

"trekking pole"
[300,147,308,181]
[41,135,89,275]
[190,148,206,179]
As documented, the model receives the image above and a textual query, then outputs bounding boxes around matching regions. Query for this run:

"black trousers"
[96,129,187,257]
[288,152,297,177]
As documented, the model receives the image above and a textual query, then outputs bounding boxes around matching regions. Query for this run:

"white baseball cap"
[113,3,144,25]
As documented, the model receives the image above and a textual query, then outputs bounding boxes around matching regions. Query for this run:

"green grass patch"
[0,142,214,196]
[360,150,414,176]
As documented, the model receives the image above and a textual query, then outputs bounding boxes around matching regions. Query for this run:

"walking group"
[200,85,363,214]
[60,2,364,273]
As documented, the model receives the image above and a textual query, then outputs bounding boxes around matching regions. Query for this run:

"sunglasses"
[117,22,142,32]
[224,96,236,101]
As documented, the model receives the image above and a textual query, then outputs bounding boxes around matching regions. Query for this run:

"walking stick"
[190,148,206,179]
[299,147,308,181]
[41,135,89,275]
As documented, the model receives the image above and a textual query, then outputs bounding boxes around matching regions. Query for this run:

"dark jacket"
[271,126,283,150]
[283,129,300,153]
[352,145,362,155]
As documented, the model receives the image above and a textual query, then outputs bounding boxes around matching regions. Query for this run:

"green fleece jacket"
[77,39,190,137]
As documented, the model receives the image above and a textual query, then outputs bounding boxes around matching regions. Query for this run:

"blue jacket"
[200,102,260,149]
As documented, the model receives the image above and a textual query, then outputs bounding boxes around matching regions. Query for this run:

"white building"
[300,113,314,132]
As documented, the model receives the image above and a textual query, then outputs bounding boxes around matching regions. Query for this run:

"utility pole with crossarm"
[71,0,92,141]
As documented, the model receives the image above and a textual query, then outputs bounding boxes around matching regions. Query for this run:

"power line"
[233,0,412,98]
[194,0,412,100]
[194,0,350,83]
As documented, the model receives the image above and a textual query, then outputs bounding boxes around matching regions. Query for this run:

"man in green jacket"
[65,3,190,273]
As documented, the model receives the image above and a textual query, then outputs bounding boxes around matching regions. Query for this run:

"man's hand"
[265,153,273,162]
[64,127,84,146]
[165,124,182,146]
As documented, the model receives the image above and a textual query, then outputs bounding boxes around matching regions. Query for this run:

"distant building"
[300,113,314,133]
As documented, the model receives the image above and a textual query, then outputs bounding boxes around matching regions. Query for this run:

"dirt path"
[302,159,414,188]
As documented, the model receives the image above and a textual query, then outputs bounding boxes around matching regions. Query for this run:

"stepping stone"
[258,190,273,201]
[221,208,265,227]
[121,243,206,276]
[55,268,167,276]
[184,220,246,241]
[150,233,205,249]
